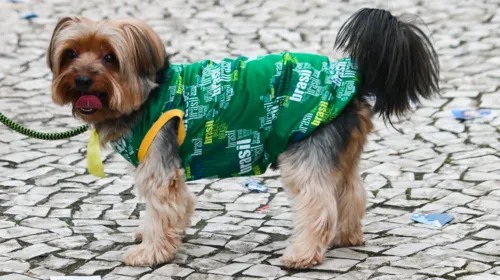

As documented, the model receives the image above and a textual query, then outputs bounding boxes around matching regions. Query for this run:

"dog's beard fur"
[47,8,439,269]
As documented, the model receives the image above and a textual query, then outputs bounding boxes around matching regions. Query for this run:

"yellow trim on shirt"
[137,109,186,163]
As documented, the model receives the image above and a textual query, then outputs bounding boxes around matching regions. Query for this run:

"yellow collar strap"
[137,109,186,163]
[87,128,105,178]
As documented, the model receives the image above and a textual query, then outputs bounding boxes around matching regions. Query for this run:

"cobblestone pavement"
[1,0,500,279]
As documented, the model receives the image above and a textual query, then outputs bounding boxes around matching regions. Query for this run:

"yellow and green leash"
[0,112,105,178]
[0,112,88,140]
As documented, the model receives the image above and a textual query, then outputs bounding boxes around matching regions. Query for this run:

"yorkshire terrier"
[47,8,439,268]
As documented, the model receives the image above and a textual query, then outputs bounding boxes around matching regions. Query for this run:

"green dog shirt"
[110,52,359,181]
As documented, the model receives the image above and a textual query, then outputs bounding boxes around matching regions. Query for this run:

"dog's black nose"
[75,75,93,91]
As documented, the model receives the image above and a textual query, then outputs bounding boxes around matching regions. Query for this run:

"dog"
[46,8,439,268]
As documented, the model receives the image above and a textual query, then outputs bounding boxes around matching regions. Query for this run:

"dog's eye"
[103,53,115,64]
[66,50,77,60]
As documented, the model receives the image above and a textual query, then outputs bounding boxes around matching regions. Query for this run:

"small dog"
[47,8,439,268]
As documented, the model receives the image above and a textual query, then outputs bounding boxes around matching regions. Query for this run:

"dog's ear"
[46,16,87,72]
[118,19,166,78]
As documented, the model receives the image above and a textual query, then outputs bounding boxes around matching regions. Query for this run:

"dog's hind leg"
[333,102,372,247]
[279,128,341,269]
[331,167,366,248]
[279,100,372,268]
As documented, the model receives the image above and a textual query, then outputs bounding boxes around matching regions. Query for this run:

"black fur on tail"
[335,8,439,125]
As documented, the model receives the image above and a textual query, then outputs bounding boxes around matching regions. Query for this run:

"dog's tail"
[335,8,439,124]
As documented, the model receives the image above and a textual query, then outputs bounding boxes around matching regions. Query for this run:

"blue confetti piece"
[411,213,454,228]
[20,12,38,20]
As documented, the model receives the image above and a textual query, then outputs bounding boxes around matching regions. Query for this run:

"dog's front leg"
[124,122,196,266]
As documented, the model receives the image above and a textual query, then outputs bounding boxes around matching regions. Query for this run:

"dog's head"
[47,17,166,123]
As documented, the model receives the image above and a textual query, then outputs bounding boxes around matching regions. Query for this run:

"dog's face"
[47,17,166,123]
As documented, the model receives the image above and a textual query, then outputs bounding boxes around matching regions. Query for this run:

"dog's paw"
[333,231,364,248]
[134,232,143,242]
[282,245,325,269]
[124,244,174,266]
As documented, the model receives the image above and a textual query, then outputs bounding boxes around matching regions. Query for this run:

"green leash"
[0,112,88,140]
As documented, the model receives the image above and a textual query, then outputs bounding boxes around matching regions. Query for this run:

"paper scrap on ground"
[451,109,496,120]
[411,213,454,228]
[50,277,101,280]
[20,11,38,19]
[257,205,271,211]
[241,178,268,193]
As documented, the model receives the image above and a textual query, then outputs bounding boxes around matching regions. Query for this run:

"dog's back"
[149,53,362,181]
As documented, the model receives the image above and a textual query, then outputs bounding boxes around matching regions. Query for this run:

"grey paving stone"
[207,216,244,224]
[94,233,136,243]
[152,264,194,278]
[437,257,468,268]
[0,259,31,274]
[4,206,50,217]
[446,239,487,250]
[378,266,418,276]
[0,274,38,280]
[239,232,271,243]
[188,258,226,272]
[27,266,64,280]
[198,190,242,203]
[202,223,252,236]
[387,226,438,238]
[48,209,72,218]
[233,253,269,264]
[458,274,500,280]
[384,243,434,257]
[111,266,152,276]
[466,261,492,273]
[418,266,455,276]
[0,226,46,239]
[188,234,231,247]
[182,243,218,257]
[461,251,500,263]
[242,264,287,277]
[326,248,368,260]
[291,271,339,279]
[58,249,99,260]
[252,241,289,252]
[20,217,68,229]
[85,240,116,251]
[185,273,232,280]
[0,239,22,254]
[140,275,174,280]
[475,228,500,240]
[74,260,122,275]
[313,258,360,272]
[225,240,260,254]
[38,254,77,270]
[48,235,89,249]
[209,263,253,275]
[8,244,60,260]
[72,225,115,234]
[258,226,292,235]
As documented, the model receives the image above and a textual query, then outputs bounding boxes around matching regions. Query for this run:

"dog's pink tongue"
[75,95,102,109]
